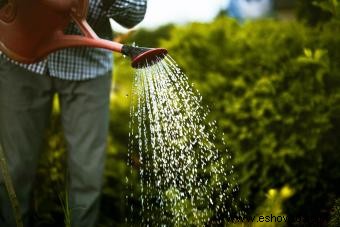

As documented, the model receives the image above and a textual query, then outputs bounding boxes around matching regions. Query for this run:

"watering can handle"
[71,13,98,39]
[41,12,124,57]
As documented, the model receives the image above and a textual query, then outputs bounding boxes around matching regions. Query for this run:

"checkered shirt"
[0,0,147,80]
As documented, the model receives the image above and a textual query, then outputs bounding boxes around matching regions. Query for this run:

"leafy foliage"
[33,12,340,226]
[296,0,340,24]
[157,16,340,219]
[253,185,294,227]
[330,198,340,227]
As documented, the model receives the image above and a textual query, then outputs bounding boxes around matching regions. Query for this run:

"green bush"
[34,14,340,226]
[158,16,340,219]
[296,0,340,25]
[330,198,340,227]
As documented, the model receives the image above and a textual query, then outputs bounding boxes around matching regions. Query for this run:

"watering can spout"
[0,0,168,68]
[40,17,124,58]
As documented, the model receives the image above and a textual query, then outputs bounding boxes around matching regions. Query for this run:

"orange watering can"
[0,0,167,68]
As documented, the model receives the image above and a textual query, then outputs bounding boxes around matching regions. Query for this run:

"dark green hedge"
[34,12,340,227]
[121,13,340,222]
[157,16,340,220]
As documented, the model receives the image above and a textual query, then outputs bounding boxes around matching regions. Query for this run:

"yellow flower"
[280,185,294,199]
[267,189,277,199]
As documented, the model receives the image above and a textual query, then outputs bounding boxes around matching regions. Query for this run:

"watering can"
[0,0,167,68]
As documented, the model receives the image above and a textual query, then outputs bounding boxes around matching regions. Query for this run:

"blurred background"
[35,0,340,226]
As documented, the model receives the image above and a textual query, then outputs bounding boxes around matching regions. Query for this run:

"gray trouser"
[0,58,112,227]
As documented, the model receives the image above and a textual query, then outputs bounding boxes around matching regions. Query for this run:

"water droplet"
[126,55,245,225]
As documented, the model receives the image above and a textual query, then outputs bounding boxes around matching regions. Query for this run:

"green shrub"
[330,198,340,227]
[35,15,340,226]
[159,16,340,219]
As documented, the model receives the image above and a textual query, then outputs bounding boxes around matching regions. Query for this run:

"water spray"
[0,0,168,68]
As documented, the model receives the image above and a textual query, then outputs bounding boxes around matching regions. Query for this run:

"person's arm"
[104,0,147,29]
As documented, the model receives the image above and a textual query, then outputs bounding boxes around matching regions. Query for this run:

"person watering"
[0,0,147,226]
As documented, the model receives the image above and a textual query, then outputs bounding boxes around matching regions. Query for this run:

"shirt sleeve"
[106,0,147,29]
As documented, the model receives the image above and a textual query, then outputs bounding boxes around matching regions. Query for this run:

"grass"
[0,143,23,227]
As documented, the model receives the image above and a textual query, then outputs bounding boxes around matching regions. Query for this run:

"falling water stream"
[127,55,246,226]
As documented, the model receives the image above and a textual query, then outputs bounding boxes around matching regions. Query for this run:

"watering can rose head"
[121,45,168,68]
